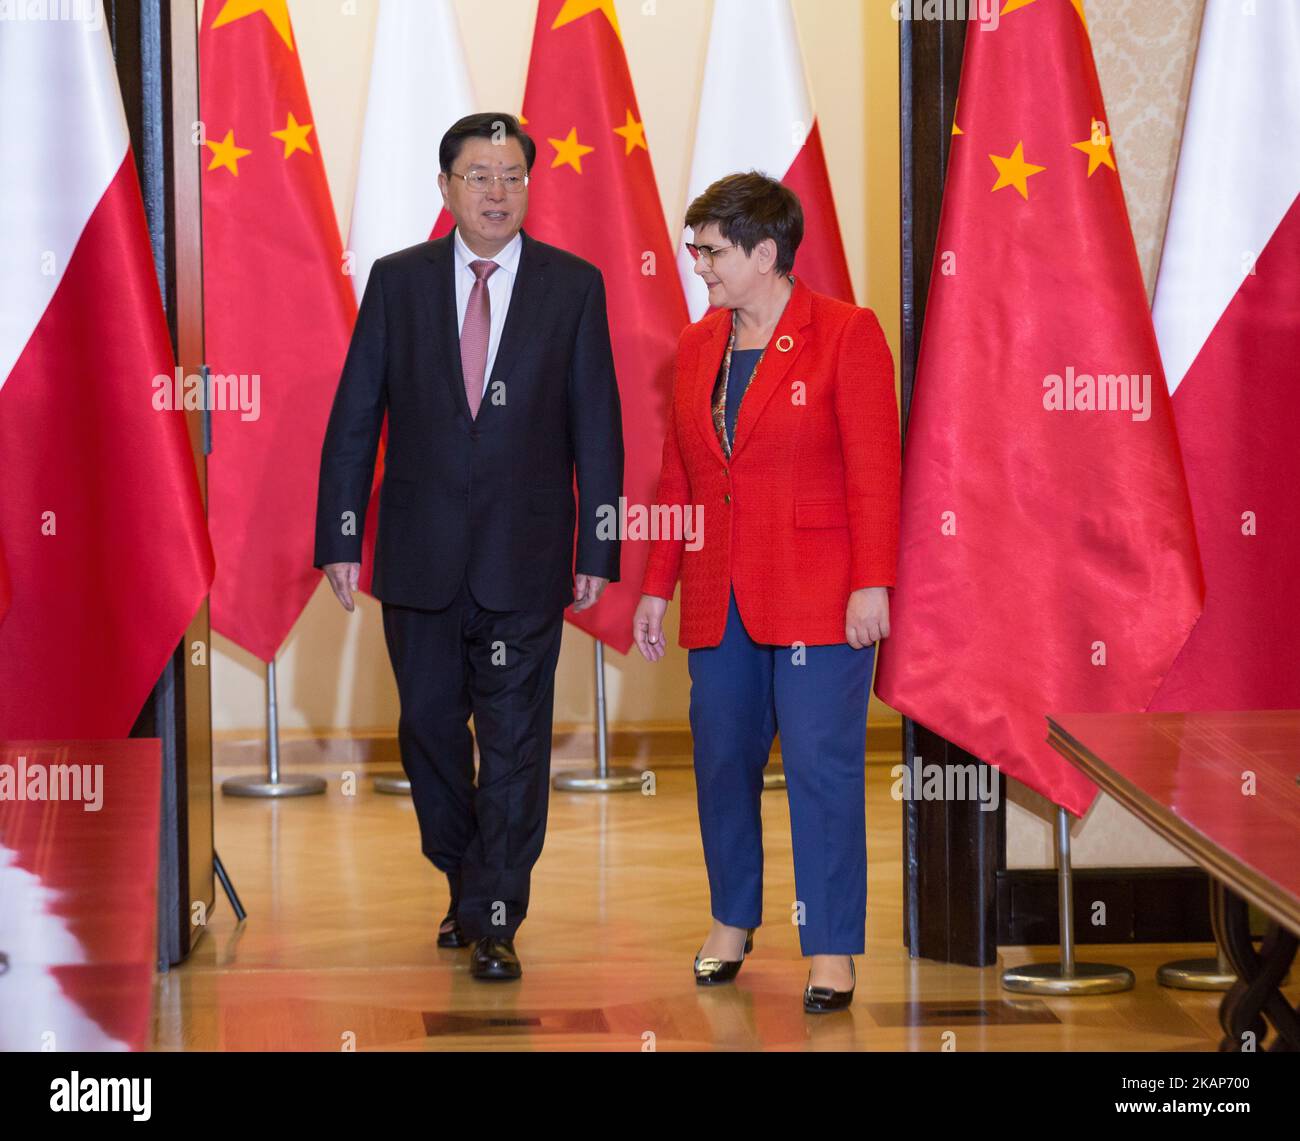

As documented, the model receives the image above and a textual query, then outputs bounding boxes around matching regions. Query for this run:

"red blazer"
[641,275,900,649]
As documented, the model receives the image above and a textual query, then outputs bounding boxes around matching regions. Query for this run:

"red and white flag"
[348,0,473,294]
[201,0,358,661]
[342,0,476,590]
[0,16,214,738]
[677,0,854,318]
[1148,0,1300,712]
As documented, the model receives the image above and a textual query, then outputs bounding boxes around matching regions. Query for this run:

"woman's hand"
[633,594,670,662]
[846,586,889,649]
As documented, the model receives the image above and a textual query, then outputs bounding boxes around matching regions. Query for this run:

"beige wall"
[212,0,901,735]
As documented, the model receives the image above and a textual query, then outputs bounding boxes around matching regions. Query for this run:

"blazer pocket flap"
[794,498,848,528]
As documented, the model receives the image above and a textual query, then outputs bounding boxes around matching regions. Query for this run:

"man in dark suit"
[314,113,623,981]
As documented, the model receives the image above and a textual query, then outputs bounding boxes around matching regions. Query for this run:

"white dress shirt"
[452,226,522,397]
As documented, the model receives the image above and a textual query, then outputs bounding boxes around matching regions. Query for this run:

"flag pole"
[1000,806,1134,995]
[552,640,642,792]
[221,657,327,797]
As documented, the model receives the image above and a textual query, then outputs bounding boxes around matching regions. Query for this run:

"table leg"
[1211,882,1300,1051]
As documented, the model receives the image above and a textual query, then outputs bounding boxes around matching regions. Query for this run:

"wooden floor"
[155,758,1290,1051]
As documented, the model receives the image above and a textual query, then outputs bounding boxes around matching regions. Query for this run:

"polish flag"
[342,0,475,591]
[347,0,474,296]
[677,0,855,318]
[0,17,214,738]
[1149,0,1300,711]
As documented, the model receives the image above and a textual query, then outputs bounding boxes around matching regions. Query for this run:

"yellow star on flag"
[551,0,621,42]
[271,111,314,158]
[549,127,595,174]
[613,110,647,155]
[952,98,964,136]
[206,128,252,176]
[1071,119,1115,176]
[211,0,295,51]
[989,141,1046,200]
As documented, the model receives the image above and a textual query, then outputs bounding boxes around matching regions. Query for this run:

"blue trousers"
[687,588,875,955]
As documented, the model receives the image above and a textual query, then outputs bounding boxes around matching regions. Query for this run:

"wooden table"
[1047,710,1300,1052]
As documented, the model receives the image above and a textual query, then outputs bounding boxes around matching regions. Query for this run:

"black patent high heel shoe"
[803,956,855,1012]
[694,927,755,985]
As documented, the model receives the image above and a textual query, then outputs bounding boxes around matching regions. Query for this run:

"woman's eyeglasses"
[685,242,736,266]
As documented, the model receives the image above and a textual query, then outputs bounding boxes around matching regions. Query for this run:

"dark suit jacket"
[313,228,623,613]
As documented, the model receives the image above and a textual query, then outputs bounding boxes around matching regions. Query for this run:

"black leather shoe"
[469,936,521,981]
[803,957,855,1013]
[438,871,468,948]
[437,911,470,949]
[693,927,755,986]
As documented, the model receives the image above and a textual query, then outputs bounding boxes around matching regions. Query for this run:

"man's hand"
[846,586,890,649]
[323,562,361,612]
[633,594,669,662]
[572,574,609,613]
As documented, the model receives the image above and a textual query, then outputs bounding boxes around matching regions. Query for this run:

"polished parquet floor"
[154,758,1285,1051]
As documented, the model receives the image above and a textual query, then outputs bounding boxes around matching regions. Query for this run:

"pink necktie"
[460,259,499,419]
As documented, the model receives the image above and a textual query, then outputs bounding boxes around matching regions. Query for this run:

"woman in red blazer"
[633,173,900,1012]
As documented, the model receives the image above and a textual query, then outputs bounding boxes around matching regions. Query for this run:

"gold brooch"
[776,335,794,353]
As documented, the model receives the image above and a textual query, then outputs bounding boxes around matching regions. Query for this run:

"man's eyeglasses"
[451,170,530,194]
[685,242,736,266]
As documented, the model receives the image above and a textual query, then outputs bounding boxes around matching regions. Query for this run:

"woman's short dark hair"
[440,113,537,174]
[685,172,804,275]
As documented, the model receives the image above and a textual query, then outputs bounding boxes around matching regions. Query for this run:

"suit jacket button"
[724,493,731,504]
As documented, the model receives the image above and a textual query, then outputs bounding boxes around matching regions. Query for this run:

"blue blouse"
[725,347,764,448]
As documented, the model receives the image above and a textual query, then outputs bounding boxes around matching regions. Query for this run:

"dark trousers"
[381,576,565,941]
[687,588,876,955]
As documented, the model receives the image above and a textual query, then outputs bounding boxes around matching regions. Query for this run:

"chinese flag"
[874,0,1204,816]
[520,0,689,653]
[0,537,10,630]
[200,0,360,662]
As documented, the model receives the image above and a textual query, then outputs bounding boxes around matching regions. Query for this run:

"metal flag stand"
[221,658,327,798]
[1157,946,1236,990]
[1155,883,1289,989]
[373,770,411,796]
[552,642,643,792]
[1001,806,1135,995]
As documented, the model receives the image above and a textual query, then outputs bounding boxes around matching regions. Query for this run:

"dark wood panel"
[114,0,214,968]
[999,868,1214,945]
[900,12,999,967]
